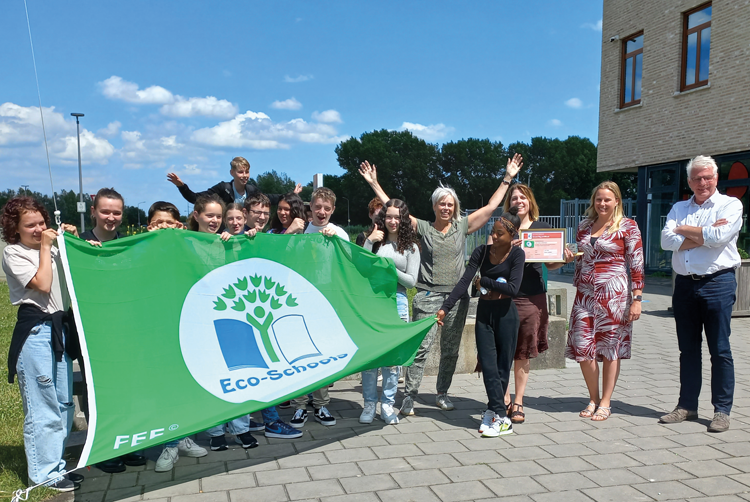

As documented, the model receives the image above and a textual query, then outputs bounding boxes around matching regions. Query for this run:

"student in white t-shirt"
[303,187,350,240]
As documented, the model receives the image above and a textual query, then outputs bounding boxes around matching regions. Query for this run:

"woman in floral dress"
[566,181,644,421]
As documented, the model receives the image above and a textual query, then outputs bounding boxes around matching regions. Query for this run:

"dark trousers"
[673,270,736,415]
[475,298,519,415]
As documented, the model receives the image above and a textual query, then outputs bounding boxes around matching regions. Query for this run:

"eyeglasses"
[248,210,270,217]
[690,175,716,184]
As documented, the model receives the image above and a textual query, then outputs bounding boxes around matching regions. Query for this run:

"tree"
[335,129,441,224]
[256,170,297,195]
[440,139,508,210]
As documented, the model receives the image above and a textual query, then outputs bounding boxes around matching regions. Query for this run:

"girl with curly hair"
[268,192,306,234]
[359,199,420,425]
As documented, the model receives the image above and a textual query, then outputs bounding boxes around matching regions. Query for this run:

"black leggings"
[475,298,519,414]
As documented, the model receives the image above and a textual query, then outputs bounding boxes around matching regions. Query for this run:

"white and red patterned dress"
[566,217,644,362]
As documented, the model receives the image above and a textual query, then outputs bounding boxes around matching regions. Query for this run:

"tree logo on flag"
[179,258,358,404]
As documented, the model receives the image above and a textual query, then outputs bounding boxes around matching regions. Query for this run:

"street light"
[137,201,146,227]
[341,197,351,227]
[71,113,85,231]
[20,185,29,195]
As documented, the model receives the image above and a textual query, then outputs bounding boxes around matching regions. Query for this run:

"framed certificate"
[520,228,567,263]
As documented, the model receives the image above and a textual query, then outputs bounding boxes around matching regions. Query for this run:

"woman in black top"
[502,184,574,423]
[437,207,525,438]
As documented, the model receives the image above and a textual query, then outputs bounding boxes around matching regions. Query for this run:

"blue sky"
[1,1,603,209]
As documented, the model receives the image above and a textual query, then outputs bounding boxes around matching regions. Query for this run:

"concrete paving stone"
[142,480,199,500]
[582,484,655,502]
[431,480,496,501]
[489,459,550,478]
[543,431,598,445]
[500,446,555,462]
[659,420,712,434]
[580,453,644,469]
[199,447,248,462]
[583,440,641,454]
[245,443,297,459]
[670,445,729,461]
[277,452,328,468]
[376,485,442,501]
[324,447,377,464]
[629,464,694,482]
[720,456,750,472]
[440,464,498,482]
[530,490,597,502]
[338,435,389,448]
[626,449,689,465]
[729,472,750,487]
[306,463,362,482]
[307,427,358,441]
[540,443,598,458]
[391,468,451,488]
[417,440,471,455]
[536,456,599,474]
[625,435,684,450]
[676,459,742,477]
[357,457,413,475]
[434,418,485,431]
[108,472,139,489]
[513,423,560,435]
[583,427,637,442]
[682,476,750,496]
[668,432,725,447]
[226,458,278,474]
[451,449,506,466]
[392,421,442,434]
[174,462,227,481]
[582,468,649,487]
[459,438,514,451]
[285,479,345,500]
[339,473,399,493]
[483,475,549,497]
[200,473,256,492]
[228,484,288,502]
[424,429,476,442]
[585,416,638,430]
[292,440,344,454]
[404,453,462,470]
[371,444,423,459]
[320,493,379,502]
[688,496,749,502]
[632,480,703,500]
[712,441,750,457]
[382,432,432,445]
[714,430,750,443]
[532,472,598,491]
[77,475,112,494]
[620,425,680,437]
[504,433,558,447]
[256,467,310,486]
[171,493,227,502]
[70,492,105,502]
[545,420,597,432]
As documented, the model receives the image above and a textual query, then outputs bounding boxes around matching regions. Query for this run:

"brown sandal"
[579,401,598,418]
[510,403,525,424]
[505,401,513,417]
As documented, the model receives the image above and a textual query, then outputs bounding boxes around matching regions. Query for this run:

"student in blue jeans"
[360,199,420,425]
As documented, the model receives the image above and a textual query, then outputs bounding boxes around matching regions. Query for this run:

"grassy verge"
[0,282,55,502]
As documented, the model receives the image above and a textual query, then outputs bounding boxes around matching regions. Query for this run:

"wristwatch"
[633,295,643,302]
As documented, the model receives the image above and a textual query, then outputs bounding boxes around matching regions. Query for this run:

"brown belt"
[480,291,510,301]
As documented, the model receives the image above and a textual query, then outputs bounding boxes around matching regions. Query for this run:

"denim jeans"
[16,321,74,484]
[207,415,250,437]
[260,406,279,423]
[673,270,736,415]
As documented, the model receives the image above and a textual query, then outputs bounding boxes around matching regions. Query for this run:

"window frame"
[620,31,644,109]
[681,2,712,92]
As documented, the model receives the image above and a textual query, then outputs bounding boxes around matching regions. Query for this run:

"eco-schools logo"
[179,258,357,404]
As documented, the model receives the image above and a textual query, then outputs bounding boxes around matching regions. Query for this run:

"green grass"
[0,282,56,502]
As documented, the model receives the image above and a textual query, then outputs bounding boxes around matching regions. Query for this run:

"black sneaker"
[121,451,146,466]
[210,435,228,451]
[279,400,292,409]
[48,478,79,492]
[314,406,336,426]
[66,472,85,483]
[95,458,126,473]
[237,431,259,449]
[290,409,308,429]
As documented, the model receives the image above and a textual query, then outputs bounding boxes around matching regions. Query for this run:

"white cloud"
[118,130,186,166]
[399,122,455,141]
[284,74,313,83]
[565,98,583,109]
[312,110,342,123]
[271,98,303,110]
[582,19,602,31]
[548,119,563,127]
[160,96,238,119]
[0,102,114,164]
[192,110,347,149]
[99,76,174,104]
[97,121,121,137]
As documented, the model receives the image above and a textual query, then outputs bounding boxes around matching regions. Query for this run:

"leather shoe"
[121,452,147,466]
[95,458,126,473]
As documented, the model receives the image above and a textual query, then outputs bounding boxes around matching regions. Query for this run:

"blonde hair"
[585,181,625,232]
[430,183,461,222]
[311,187,336,206]
[230,156,250,172]
[503,184,539,221]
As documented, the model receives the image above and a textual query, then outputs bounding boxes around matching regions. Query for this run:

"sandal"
[579,401,598,418]
[505,401,513,417]
[510,403,525,424]
[592,406,612,421]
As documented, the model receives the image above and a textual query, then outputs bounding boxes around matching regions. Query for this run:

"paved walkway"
[57,275,750,502]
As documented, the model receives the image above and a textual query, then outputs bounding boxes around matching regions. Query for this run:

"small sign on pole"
[77,202,87,213]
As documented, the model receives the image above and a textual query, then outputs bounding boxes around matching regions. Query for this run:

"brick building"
[597,0,750,270]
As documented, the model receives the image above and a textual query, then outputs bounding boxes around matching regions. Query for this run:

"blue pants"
[673,270,736,415]
[16,322,74,484]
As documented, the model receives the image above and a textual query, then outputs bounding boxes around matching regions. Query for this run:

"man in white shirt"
[660,155,743,433]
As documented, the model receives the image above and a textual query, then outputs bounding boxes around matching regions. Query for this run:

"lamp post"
[341,197,350,227]
[71,113,85,231]
[20,185,29,195]
[137,201,146,227]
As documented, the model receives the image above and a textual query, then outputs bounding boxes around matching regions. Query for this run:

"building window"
[681,3,711,91]
[620,33,643,108]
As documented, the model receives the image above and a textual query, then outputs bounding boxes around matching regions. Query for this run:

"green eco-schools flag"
[58,230,434,468]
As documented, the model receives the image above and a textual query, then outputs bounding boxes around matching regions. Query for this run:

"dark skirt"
[512,293,549,360]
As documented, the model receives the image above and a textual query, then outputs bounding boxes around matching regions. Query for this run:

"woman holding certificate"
[567,181,644,422]
[502,184,574,424]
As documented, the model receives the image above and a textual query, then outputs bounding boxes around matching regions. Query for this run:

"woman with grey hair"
[359,154,523,415]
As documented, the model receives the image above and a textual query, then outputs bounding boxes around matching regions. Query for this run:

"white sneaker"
[178,437,208,457]
[359,402,377,424]
[478,409,494,433]
[155,447,178,472]
[400,396,415,416]
[436,393,455,411]
[381,403,399,425]
[482,414,513,438]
